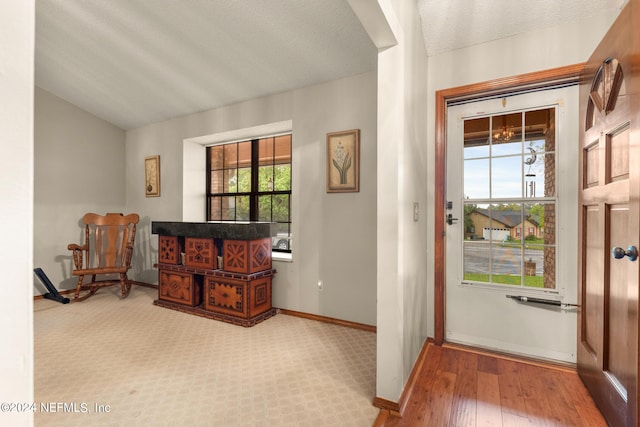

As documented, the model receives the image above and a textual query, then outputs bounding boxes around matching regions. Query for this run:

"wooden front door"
[578,3,639,426]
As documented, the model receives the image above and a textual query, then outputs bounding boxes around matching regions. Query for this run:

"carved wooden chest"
[152,222,277,326]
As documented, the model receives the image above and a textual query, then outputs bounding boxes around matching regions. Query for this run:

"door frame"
[434,64,584,345]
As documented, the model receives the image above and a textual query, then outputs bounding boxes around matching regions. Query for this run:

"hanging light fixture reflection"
[493,115,514,142]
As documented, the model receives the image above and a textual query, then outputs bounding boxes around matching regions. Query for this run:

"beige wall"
[33,87,126,294]
[124,71,378,326]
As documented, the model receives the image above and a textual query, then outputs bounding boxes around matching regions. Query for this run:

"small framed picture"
[144,155,160,197]
[326,129,360,193]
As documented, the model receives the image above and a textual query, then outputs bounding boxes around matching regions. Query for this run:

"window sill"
[272,252,292,263]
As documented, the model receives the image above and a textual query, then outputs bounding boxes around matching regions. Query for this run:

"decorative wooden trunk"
[158,270,203,307]
[152,222,277,327]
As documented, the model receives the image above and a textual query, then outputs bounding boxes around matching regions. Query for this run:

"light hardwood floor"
[375,343,607,426]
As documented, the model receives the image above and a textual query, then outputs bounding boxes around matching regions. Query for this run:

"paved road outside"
[463,241,545,275]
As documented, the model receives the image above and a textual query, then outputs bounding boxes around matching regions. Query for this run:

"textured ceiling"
[418,0,626,56]
[35,0,627,130]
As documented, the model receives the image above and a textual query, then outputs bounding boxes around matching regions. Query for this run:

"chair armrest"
[67,243,86,251]
[67,243,87,270]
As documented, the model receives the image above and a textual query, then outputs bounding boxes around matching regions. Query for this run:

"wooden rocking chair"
[68,213,139,301]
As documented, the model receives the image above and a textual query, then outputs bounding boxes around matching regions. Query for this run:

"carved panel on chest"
[159,235,179,264]
[204,276,272,319]
[159,270,202,306]
[185,237,217,269]
[223,238,271,274]
[205,280,245,316]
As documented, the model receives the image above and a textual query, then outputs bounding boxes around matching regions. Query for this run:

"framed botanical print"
[145,155,160,197]
[326,129,360,193]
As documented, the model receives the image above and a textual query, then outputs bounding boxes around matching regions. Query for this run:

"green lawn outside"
[466,238,546,248]
[464,273,544,288]
[499,237,545,248]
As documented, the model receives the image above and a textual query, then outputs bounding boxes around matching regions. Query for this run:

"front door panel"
[578,4,639,426]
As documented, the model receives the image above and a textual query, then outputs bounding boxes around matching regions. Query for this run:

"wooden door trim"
[434,63,585,345]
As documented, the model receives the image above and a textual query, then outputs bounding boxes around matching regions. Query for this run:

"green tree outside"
[233,164,291,221]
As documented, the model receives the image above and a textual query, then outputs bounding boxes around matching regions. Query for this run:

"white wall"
[33,87,126,294]
[397,0,429,389]
[425,13,623,339]
[373,0,430,401]
[125,71,378,326]
[0,1,35,425]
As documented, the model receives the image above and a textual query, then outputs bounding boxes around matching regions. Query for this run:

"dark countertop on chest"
[151,221,277,240]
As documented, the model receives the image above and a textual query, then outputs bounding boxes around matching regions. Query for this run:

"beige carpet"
[34,286,378,426]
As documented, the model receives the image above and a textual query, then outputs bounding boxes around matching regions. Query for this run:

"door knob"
[611,246,638,261]
[446,214,458,225]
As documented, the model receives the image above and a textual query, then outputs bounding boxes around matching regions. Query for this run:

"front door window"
[462,107,557,289]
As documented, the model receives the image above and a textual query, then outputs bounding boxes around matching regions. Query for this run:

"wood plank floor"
[375,343,608,426]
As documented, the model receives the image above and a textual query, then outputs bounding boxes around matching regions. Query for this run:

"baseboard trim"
[277,308,376,333]
[129,281,158,289]
[372,397,400,413]
[33,281,157,300]
[399,337,434,414]
[373,338,434,427]
[372,336,434,418]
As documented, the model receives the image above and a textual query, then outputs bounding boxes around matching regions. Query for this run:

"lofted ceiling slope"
[35,0,627,130]
[35,0,377,130]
